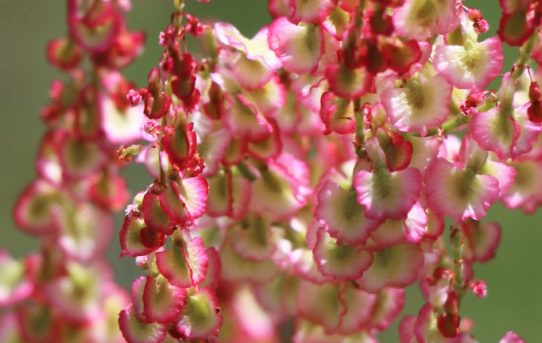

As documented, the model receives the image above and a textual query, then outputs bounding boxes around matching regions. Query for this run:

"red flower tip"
[127,89,142,106]
[469,279,488,298]
[437,312,461,338]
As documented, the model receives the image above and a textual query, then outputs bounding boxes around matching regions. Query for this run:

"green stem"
[158,117,166,184]
[450,226,466,303]
[501,34,538,115]
[353,99,366,158]
[236,162,258,182]
[416,105,469,137]
[173,0,185,11]
[511,34,538,80]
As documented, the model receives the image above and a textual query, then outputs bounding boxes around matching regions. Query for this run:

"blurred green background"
[0,0,540,341]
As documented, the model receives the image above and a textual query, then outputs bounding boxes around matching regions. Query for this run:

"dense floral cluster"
[1,0,144,341]
[115,0,542,342]
[4,0,542,342]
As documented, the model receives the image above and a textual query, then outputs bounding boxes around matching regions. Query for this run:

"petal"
[313,228,373,281]
[268,0,290,17]
[367,288,405,331]
[315,180,380,245]
[382,75,451,133]
[250,160,308,220]
[287,0,336,24]
[382,39,422,75]
[45,262,103,323]
[498,10,535,46]
[199,247,222,289]
[198,127,230,177]
[252,275,299,318]
[499,0,531,14]
[173,176,209,221]
[482,159,516,196]
[13,181,60,235]
[155,236,209,288]
[393,0,459,40]
[120,215,162,257]
[269,91,301,133]
[161,123,198,170]
[326,64,373,100]
[230,53,274,91]
[335,285,377,335]
[142,190,175,235]
[293,320,378,343]
[296,281,344,332]
[246,120,282,160]
[230,287,276,340]
[158,183,190,226]
[368,219,407,249]
[175,288,222,339]
[322,7,351,39]
[503,160,542,211]
[230,169,253,220]
[500,331,526,343]
[58,204,113,261]
[231,215,276,261]
[319,91,356,135]
[512,104,542,157]
[58,136,106,179]
[399,315,417,343]
[223,94,273,141]
[268,18,323,74]
[248,76,287,117]
[434,37,504,89]
[101,99,144,144]
[0,253,32,306]
[403,203,428,243]
[470,107,520,159]
[119,306,167,343]
[35,131,63,185]
[68,1,121,52]
[461,220,501,263]
[354,168,422,220]
[356,244,423,293]
[88,173,129,211]
[131,276,147,322]
[46,37,82,70]
[142,275,186,323]
[425,158,499,220]
[206,170,232,217]
[220,242,279,283]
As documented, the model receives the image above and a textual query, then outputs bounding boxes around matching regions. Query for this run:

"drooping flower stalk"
[1,0,145,341]
[117,1,222,342]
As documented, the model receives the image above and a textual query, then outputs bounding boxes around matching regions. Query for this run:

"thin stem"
[353,99,366,158]
[450,226,466,303]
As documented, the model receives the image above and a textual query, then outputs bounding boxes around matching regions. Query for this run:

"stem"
[237,162,258,182]
[501,34,538,115]
[353,99,366,158]
[414,104,468,137]
[511,34,538,80]
[450,226,466,302]
[173,0,185,11]
[158,117,166,185]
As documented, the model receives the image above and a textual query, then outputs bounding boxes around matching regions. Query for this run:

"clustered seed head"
[2,0,145,341]
[4,0,542,342]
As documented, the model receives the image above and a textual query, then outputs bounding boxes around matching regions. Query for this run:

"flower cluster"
[1,0,144,341]
[114,0,540,341]
[117,3,222,342]
[4,0,542,342]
